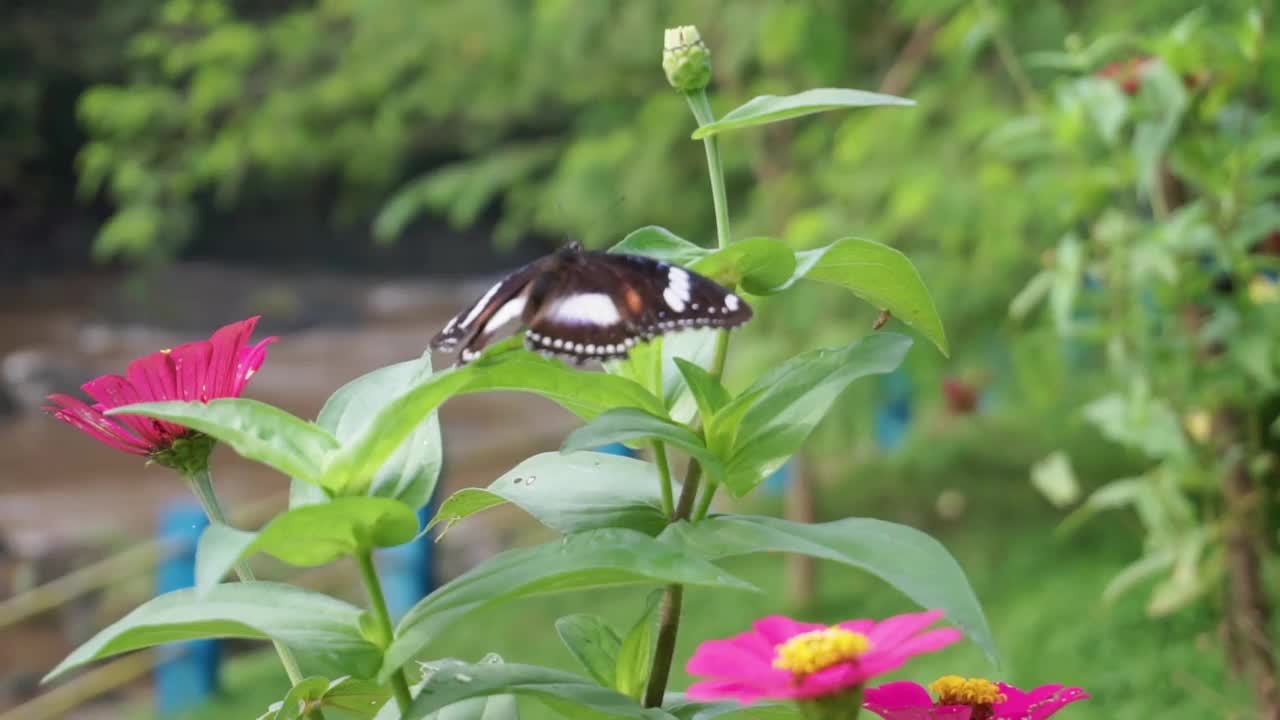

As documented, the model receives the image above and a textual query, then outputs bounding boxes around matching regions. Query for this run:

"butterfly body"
[431,242,752,364]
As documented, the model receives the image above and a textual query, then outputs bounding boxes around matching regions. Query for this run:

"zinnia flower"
[687,610,962,709]
[45,316,276,462]
[864,677,1089,720]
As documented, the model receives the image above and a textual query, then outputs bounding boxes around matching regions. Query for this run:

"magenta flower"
[864,677,1089,720]
[686,610,962,706]
[45,316,276,457]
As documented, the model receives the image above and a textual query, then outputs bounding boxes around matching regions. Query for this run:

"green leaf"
[109,399,339,486]
[258,676,330,720]
[294,353,442,509]
[428,452,672,536]
[614,590,662,701]
[384,529,756,677]
[46,582,380,681]
[322,348,664,495]
[608,331,721,424]
[197,497,420,591]
[661,515,997,664]
[663,696,801,720]
[378,656,518,720]
[673,359,730,426]
[323,676,394,717]
[690,237,796,295]
[609,226,709,266]
[691,88,914,139]
[556,614,622,688]
[562,408,724,485]
[713,334,911,495]
[402,661,671,720]
[784,238,948,356]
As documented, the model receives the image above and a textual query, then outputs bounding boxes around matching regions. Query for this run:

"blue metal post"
[156,503,220,717]
[593,442,636,458]
[874,369,914,451]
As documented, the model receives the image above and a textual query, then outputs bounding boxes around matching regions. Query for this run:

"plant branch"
[355,551,415,713]
[643,461,703,707]
[184,468,324,719]
[654,442,676,517]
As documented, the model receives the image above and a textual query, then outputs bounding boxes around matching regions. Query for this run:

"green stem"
[654,442,676,517]
[692,481,718,521]
[355,551,415,713]
[645,84,737,710]
[184,468,322,719]
[686,91,731,249]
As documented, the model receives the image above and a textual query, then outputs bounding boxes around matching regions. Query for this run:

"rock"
[1,348,92,413]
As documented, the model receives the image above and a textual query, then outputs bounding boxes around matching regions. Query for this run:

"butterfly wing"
[429,260,544,363]
[522,252,752,362]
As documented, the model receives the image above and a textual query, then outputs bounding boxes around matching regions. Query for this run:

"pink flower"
[45,317,276,456]
[864,677,1089,720]
[686,610,962,705]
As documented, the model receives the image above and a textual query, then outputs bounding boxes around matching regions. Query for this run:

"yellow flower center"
[930,675,1006,706]
[772,627,871,675]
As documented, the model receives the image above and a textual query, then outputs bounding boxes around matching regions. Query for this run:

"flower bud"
[663,25,711,92]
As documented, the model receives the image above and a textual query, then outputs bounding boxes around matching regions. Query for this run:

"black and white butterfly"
[431,242,753,364]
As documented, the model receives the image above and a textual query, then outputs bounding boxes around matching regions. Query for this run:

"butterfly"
[430,241,753,364]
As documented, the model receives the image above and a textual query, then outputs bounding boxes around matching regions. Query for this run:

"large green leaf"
[691,88,914,139]
[294,353,443,509]
[785,238,948,356]
[562,408,723,485]
[690,237,795,295]
[46,582,380,681]
[197,497,420,592]
[614,591,662,701]
[661,515,997,663]
[108,399,339,486]
[556,614,622,688]
[609,226,708,266]
[257,676,391,720]
[663,696,801,720]
[712,334,912,495]
[428,452,672,537]
[379,655,518,720]
[322,347,665,495]
[402,661,671,720]
[673,359,730,428]
[383,529,756,676]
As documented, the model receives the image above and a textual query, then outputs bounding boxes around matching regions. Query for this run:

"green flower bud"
[663,25,711,92]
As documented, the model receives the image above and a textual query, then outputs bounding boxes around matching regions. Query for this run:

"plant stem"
[184,468,321,718]
[643,462,703,708]
[644,86,738,711]
[692,481,718,522]
[654,442,676,517]
[355,551,415,714]
[686,91,731,250]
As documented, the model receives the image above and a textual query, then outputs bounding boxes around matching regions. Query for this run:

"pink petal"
[866,610,946,649]
[753,615,825,645]
[232,336,276,396]
[686,636,788,685]
[81,374,168,446]
[45,394,152,455]
[864,681,935,710]
[995,683,1089,719]
[687,678,774,704]
[125,352,186,438]
[207,317,255,398]
[169,338,212,402]
[883,627,965,658]
[836,618,876,635]
[791,661,864,699]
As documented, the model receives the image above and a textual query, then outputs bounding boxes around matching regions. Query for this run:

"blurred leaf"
[562,408,724,486]
[383,529,756,678]
[428,452,671,537]
[610,226,709,265]
[690,237,796,294]
[196,497,420,592]
[401,660,669,719]
[293,353,443,510]
[257,676,330,720]
[713,334,912,495]
[47,583,379,682]
[613,590,662,700]
[784,238,948,355]
[109,399,339,487]
[1083,391,1188,460]
[660,515,997,664]
[692,88,914,139]
[1030,451,1081,508]
[663,696,800,719]
[673,358,730,425]
[556,615,622,688]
